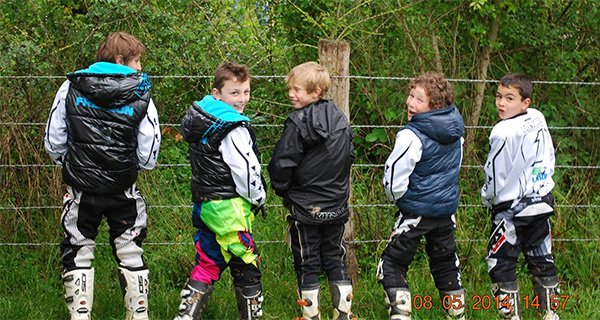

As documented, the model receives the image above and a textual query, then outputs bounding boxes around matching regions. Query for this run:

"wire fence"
[2,74,599,246]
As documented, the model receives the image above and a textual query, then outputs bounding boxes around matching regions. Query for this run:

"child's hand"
[252,205,267,218]
[282,198,292,210]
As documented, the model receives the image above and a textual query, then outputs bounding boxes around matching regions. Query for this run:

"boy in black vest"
[44,31,161,320]
[268,61,356,320]
[174,62,266,320]
[378,72,466,320]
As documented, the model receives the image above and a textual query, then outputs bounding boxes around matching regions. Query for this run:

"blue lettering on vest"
[75,97,134,116]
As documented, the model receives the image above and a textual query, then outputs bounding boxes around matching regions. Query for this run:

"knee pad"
[116,242,145,269]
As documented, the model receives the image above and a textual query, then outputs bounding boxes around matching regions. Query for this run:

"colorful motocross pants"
[191,198,261,287]
[377,211,463,291]
[60,184,148,271]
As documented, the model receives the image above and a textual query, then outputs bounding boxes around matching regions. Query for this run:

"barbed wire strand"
[1,122,599,130]
[1,237,598,247]
[1,74,600,86]
[1,203,598,211]
[1,163,598,170]
[2,75,599,246]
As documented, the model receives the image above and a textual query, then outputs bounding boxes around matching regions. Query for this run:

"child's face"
[213,78,251,114]
[495,84,530,120]
[117,54,142,72]
[406,85,431,121]
[288,82,321,110]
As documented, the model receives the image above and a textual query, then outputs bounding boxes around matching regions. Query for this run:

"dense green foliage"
[1,0,599,319]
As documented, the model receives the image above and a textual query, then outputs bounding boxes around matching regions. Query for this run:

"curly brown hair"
[409,72,454,109]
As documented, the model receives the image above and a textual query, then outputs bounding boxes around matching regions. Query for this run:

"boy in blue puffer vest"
[44,31,161,320]
[377,72,466,320]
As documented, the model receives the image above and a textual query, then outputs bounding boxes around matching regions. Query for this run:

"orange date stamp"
[411,294,570,310]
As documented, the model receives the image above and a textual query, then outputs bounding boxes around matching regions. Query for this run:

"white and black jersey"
[481,108,555,211]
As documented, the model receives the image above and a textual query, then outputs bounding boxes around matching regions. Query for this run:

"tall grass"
[1,130,599,319]
[1,76,599,319]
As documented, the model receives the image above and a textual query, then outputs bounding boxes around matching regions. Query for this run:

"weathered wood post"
[318,39,359,283]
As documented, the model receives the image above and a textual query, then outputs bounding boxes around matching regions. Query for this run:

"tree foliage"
[1,1,599,316]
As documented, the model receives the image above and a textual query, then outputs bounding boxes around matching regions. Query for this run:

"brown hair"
[499,73,532,100]
[213,61,251,92]
[286,61,330,96]
[409,72,454,109]
[95,32,146,64]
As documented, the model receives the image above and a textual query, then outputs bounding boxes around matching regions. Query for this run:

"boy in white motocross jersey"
[482,73,560,320]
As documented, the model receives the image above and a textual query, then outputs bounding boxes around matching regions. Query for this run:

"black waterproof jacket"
[268,99,355,225]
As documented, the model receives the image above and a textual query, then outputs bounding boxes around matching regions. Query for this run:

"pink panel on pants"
[191,242,221,284]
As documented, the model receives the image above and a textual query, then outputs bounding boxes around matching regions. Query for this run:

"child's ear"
[115,55,124,66]
[212,88,220,99]
[522,97,531,110]
[314,87,322,97]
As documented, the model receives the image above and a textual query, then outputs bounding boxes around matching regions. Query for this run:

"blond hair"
[286,62,330,96]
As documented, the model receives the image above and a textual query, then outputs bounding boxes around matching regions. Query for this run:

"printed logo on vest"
[76,97,134,116]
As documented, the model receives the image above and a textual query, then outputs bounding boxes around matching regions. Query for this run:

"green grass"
[1,207,598,319]
[1,133,599,319]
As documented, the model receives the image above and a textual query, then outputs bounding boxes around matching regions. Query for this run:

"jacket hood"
[67,62,151,109]
[181,95,249,143]
[290,99,351,146]
[408,104,464,145]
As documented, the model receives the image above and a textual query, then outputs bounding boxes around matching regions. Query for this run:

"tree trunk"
[465,0,500,159]
[318,39,359,284]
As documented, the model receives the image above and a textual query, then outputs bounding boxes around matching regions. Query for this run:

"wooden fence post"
[318,39,360,284]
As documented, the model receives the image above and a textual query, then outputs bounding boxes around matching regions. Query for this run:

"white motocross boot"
[384,287,411,320]
[63,268,94,320]
[118,267,149,320]
[532,276,560,320]
[491,281,521,320]
[297,284,321,320]
[329,280,355,320]
[440,289,466,320]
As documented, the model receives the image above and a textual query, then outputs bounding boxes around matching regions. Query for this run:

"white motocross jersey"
[481,108,555,209]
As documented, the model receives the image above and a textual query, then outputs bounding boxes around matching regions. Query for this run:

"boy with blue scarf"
[44,31,161,320]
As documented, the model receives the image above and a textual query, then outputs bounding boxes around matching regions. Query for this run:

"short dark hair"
[409,72,454,109]
[213,62,251,92]
[95,32,146,64]
[499,73,532,100]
